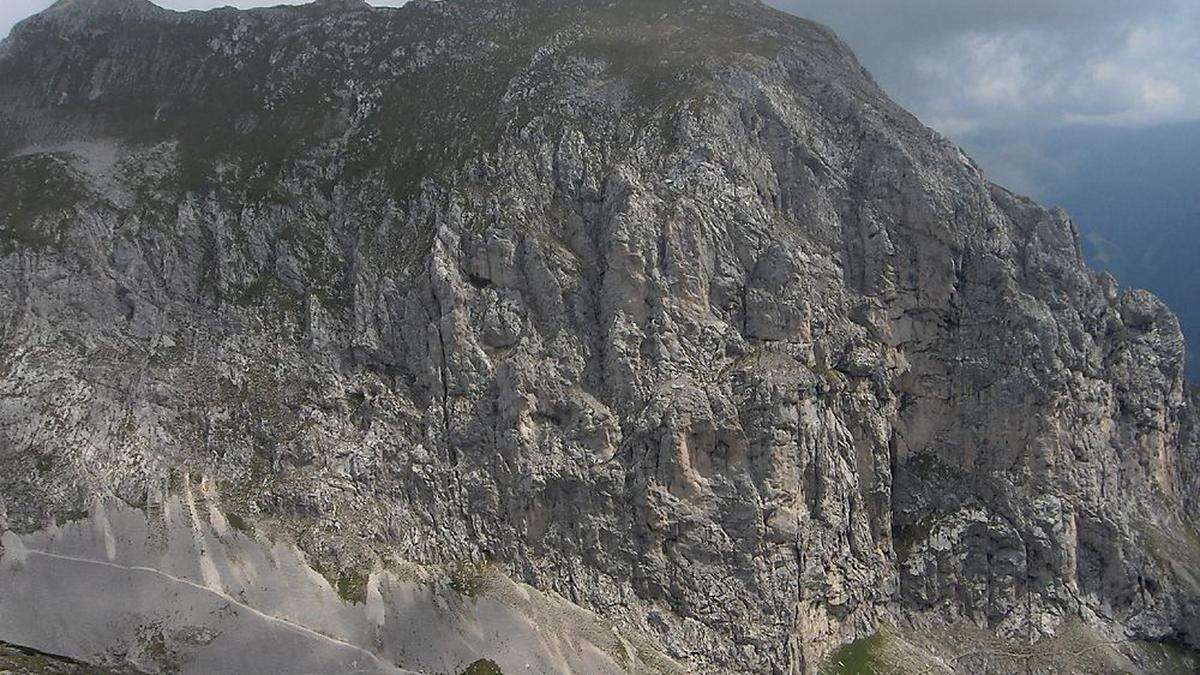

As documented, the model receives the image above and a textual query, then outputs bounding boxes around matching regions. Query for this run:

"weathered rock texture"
[1,0,1198,673]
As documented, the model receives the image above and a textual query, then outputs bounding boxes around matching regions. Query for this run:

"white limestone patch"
[0,499,650,674]
[181,475,223,593]
[89,498,117,561]
[0,531,28,568]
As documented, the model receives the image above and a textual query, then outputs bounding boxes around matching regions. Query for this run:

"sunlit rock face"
[0,0,1197,673]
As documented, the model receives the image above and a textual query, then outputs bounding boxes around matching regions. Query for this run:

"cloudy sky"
[774,0,1200,200]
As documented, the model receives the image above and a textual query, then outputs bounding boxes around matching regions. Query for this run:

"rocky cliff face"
[1,0,1198,673]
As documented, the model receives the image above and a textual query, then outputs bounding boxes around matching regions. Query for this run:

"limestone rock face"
[0,0,1197,673]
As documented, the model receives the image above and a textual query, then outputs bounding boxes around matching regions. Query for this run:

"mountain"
[1083,212,1200,382]
[996,119,1200,383]
[0,0,1198,673]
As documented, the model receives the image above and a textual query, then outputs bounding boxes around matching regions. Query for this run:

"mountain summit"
[0,1,1197,673]
[29,0,166,27]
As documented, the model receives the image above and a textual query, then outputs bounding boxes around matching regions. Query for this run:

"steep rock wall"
[0,0,1197,672]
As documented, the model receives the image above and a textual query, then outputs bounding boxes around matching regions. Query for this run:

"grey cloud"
[770,0,1200,133]
[2,0,56,38]
[779,0,1173,46]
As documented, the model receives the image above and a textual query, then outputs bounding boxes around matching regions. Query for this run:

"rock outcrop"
[0,0,1197,672]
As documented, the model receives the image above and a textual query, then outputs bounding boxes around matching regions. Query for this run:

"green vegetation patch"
[1135,518,1200,591]
[567,2,785,112]
[33,453,56,474]
[245,172,293,206]
[0,154,89,254]
[335,570,370,605]
[904,452,961,483]
[224,512,254,535]
[54,507,89,528]
[309,556,371,605]
[0,640,129,674]
[1138,638,1200,675]
[448,559,490,599]
[892,515,937,561]
[460,658,503,675]
[231,275,305,313]
[820,632,889,675]
[137,624,181,674]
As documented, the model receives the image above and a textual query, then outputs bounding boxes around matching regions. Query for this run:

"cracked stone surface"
[0,0,1198,673]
